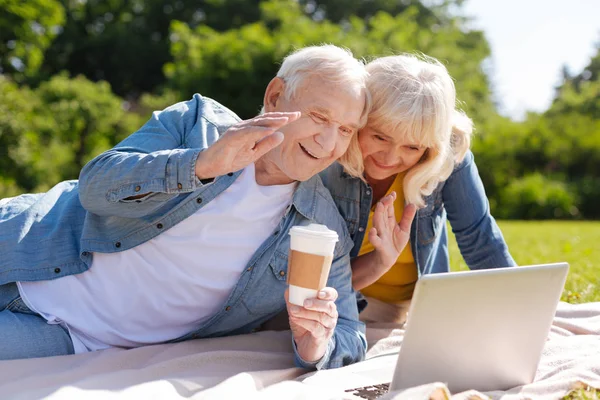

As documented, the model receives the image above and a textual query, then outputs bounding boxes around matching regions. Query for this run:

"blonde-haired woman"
[321,54,516,323]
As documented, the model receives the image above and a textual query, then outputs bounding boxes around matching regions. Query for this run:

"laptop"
[341,262,569,399]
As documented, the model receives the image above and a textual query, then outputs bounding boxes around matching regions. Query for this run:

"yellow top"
[358,173,418,303]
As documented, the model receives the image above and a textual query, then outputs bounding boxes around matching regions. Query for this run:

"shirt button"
[82,251,89,256]
[225,306,231,311]
[279,271,286,277]
[157,223,163,229]
[273,230,280,236]
[134,186,141,192]
[115,242,121,248]
[54,268,61,274]
[247,267,253,272]
[227,173,233,177]
[358,227,364,232]
[177,183,183,189]
[366,190,371,195]
[196,198,203,204]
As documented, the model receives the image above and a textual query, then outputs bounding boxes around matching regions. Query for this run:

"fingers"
[288,300,338,331]
[233,112,299,146]
[385,192,397,223]
[373,201,387,235]
[379,191,396,208]
[393,203,416,252]
[398,203,417,233]
[317,287,338,302]
[286,288,338,336]
[289,316,333,339]
[368,227,382,248]
[251,131,284,158]
[240,112,301,128]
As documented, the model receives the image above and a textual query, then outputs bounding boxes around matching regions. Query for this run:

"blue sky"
[460,0,599,120]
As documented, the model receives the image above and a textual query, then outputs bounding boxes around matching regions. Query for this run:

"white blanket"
[1,301,599,399]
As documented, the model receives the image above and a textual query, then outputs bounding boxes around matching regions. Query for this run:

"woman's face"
[358,123,428,182]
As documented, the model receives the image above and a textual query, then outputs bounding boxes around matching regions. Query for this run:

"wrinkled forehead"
[318,92,365,124]
[299,77,367,127]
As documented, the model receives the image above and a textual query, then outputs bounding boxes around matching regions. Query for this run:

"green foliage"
[0,0,65,80]
[165,0,492,120]
[39,0,212,96]
[497,173,579,220]
[448,221,600,304]
[0,76,43,196]
[0,74,140,196]
[0,0,598,220]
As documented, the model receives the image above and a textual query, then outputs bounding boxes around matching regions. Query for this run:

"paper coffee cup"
[287,223,338,306]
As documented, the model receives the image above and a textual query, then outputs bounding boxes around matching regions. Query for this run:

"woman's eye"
[374,135,386,141]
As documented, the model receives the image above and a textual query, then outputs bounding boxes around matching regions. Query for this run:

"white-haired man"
[0,45,369,369]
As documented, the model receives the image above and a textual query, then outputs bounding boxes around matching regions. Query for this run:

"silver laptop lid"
[390,263,569,393]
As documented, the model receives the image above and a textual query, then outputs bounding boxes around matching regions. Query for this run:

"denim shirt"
[0,94,366,369]
[319,151,517,279]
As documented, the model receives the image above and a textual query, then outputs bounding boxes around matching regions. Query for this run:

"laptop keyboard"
[344,382,390,399]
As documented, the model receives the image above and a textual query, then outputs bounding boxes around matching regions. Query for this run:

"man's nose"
[315,126,337,154]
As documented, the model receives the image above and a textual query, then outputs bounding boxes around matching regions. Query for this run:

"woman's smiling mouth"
[371,157,397,170]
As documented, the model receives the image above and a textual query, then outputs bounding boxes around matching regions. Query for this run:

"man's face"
[263,76,365,182]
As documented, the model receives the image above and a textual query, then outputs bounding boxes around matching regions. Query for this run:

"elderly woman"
[321,54,517,323]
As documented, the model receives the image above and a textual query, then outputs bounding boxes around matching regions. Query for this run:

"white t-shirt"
[18,164,296,353]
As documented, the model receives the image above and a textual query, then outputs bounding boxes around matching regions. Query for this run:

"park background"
[1,0,599,302]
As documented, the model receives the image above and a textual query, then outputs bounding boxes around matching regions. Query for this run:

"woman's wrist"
[372,251,396,274]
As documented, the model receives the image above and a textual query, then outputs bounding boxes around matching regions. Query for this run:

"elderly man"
[0,45,369,369]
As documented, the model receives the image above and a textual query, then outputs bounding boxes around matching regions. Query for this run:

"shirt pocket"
[417,207,444,246]
[242,250,289,316]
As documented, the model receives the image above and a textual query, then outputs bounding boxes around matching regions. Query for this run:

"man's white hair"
[348,53,473,207]
[277,45,367,103]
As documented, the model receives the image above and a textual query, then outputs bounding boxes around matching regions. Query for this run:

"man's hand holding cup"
[285,287,338,363]
[285,224,339,363]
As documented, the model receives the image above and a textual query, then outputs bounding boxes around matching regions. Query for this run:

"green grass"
[448,221,600,304]
[561,384,600,399]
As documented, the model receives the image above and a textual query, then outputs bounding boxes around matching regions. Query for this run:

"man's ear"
[263,77,285,112]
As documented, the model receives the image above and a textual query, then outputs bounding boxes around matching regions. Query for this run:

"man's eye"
[311,113,327,122]
[340,127,353,136]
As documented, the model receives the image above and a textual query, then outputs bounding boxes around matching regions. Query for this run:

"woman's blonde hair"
[339,53,473,207]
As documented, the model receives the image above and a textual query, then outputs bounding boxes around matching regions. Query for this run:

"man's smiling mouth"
[299,143,320,159]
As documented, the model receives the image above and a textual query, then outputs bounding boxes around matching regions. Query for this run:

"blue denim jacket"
[0,94,366,369]
[320,151,516,280]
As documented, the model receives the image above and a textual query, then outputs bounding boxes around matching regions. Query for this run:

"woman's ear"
[263,77,285,112]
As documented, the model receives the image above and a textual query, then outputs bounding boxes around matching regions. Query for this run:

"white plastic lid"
[289,223,339,241]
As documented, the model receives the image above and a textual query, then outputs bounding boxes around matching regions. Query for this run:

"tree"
[164,0,493,121]
[0,0,65,81]
[0,74,141,196]
[38,0,266,98]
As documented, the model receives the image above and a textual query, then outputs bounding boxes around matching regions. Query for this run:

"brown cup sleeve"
[287,250,334,290]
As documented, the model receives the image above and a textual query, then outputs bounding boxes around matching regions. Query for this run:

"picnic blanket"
[0,301,598,400]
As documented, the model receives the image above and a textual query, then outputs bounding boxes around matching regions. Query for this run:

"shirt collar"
[290,175,321,221]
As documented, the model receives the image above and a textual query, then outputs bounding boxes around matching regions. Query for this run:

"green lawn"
[447,221,600,304]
